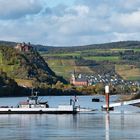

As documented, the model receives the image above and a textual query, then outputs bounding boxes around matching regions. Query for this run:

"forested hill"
[0,43,66,88]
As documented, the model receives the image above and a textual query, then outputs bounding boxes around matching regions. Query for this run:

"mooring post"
[105,85,110,111]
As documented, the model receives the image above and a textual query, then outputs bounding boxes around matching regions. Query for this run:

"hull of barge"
[0,105,77,114]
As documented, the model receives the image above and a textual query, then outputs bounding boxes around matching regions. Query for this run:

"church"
[70,73,88,87]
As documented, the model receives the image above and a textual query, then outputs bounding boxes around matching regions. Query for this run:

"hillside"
[1,40,140,81]
[0,71,29,96]
[0,40,139,96]
[0,43,66,88]
[40,41,140,81]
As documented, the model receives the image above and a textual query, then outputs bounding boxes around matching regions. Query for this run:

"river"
[0,95,140,140]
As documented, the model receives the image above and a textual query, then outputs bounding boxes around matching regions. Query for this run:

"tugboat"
[0,93,78,114]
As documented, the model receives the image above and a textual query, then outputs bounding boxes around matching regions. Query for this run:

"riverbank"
[0,87,85,97]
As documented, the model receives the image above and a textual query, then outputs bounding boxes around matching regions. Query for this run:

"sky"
[0,0,140,46]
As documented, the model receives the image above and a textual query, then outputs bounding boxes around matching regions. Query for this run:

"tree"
[55,81,64,89]
[95,83,104,94]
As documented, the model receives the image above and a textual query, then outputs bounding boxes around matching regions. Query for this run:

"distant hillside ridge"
[0,42,67,87]
[45,41,140,53]
[0,40,140,52]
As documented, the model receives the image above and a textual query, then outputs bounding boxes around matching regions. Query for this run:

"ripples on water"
[0,96,140,140]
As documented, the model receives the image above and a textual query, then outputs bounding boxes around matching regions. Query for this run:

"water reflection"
[105,113,125,140]
[121,112,125,130]
[0,113,140,140]
[105,113,110,140]
[72,114,78,128]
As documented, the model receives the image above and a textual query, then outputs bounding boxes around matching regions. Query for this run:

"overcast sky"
[0,0,140,46]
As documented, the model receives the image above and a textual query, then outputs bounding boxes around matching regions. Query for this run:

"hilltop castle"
[15,42,33,52]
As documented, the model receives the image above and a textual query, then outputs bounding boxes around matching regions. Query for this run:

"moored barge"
[0,95,78,114]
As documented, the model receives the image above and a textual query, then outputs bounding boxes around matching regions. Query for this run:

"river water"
[0,95,140,140]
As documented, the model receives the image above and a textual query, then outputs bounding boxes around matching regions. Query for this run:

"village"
[70,72,140,88]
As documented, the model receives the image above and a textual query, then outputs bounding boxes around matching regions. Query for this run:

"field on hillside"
[41,52,80,57]
[47,59,93,79]
[115,65,140,80]
[84,56,120,61]
[41,47,140,81]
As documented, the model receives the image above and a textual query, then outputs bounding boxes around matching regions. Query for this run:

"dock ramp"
[102,99,140,108]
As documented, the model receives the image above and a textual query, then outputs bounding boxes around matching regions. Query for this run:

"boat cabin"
[18,95,49,108]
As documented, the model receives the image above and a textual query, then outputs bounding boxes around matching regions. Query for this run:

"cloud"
[0,0,140,46]
[76,0,140,12]
[0,0,43,19]
[118,0,140,11]
[110,10,140,33]
[112,32,140,42]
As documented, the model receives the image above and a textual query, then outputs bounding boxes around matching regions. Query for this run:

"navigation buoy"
[105,85,110,111]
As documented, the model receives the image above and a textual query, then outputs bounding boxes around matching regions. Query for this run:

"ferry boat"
[0,95,79,114]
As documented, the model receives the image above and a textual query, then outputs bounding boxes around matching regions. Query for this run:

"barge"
[0,95,78,114]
